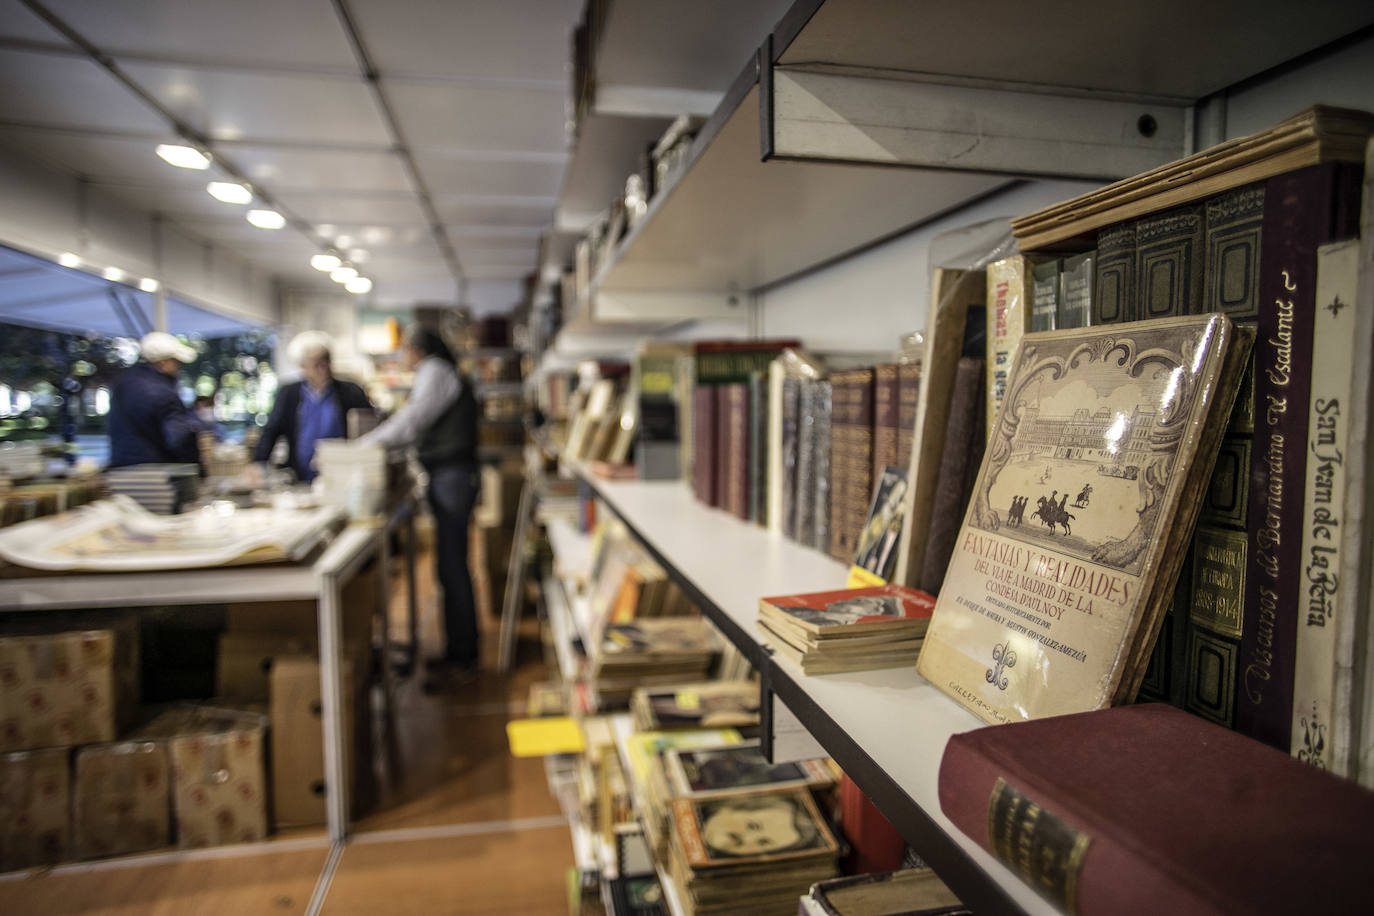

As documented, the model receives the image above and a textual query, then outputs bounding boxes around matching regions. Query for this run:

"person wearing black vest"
[361,326,481,691]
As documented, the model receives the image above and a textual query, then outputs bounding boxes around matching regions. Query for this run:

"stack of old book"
[104,464,199,515]
[630,680,760,734]
[997,107,1374,777]
[665,787,840,915]
[758,584,936,675]
[801,866,967,916]
[590,618,719,708]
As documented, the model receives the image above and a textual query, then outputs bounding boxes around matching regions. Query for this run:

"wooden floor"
[0,533,573,916]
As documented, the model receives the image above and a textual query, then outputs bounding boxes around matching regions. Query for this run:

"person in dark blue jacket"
[107,332,203,469]
[252,332,373,482]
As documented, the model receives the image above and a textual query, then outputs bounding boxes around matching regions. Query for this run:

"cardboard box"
[224,563,377,642]
[73,741,170,860]
[135,706,268,849]
[269,656,371,827]
[216,632,317,701]
[0,630,121,753]
[0,610,139,751]
[0,747,70,870]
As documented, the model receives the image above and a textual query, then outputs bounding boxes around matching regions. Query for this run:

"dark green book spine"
[1093,224,1136,324]
[1135,205,1205,319]
[747,371,767,525]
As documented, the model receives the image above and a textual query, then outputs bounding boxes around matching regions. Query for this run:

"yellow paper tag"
[847,565,886,589]
[675,690,701,711]
[506,717,586,757]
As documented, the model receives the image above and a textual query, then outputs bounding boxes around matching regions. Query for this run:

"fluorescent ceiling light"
[334,235,354,248]
[330,266,358,283]
[156,143,211,170]
[246,209,285,230]
[347,249,368,263]
[345,277,372,294]
[139,277,160,292]
[57,252,80,268]
[103,266,125,282]
[207,181,252,204]
[310,254,341,272]
[317,224,337,238]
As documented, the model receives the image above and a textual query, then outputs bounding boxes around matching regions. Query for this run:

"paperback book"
[916,314,1251,724]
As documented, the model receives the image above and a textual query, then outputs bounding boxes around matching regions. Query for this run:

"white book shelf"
[561,461,1057,915]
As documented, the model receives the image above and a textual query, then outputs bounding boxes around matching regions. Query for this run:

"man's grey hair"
[288,330,332,366]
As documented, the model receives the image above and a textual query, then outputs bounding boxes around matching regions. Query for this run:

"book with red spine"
[939,703,1374,915]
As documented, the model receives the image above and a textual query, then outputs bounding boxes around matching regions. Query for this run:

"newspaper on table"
[0,495,343,572]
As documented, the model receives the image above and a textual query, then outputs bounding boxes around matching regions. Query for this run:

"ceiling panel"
[315,224,432,251]
[280,194,427,225]
[461,248,540,266]
[465,263,534,281]
[448,225,544,249]
[99,184,251,223]
[0,126,200,186]
[434,198,556,228]
[386,80,569,152]
[42,0,358,71]
[348,0,581,83]
[121,62,390,146]
[413,152,565,198]
[0,0,65,42]
[0,48,167,132]
[217,145,412,193]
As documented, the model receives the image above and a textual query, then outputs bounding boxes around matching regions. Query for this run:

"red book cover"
[1236,162,1361,750]
[839,775,904,875]
[759,584,935,636]
[939,703,1374,915]
[691,386,716,506]
[724,383,750,520]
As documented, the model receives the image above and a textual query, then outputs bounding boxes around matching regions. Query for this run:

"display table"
[0,520,388,844]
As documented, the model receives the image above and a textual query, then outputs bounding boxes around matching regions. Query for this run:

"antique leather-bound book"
[939,703,1374,915]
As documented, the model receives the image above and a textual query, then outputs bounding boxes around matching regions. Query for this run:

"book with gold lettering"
[916,314,1251,724]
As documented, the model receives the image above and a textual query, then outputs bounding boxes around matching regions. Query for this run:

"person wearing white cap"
[106,331,203,469]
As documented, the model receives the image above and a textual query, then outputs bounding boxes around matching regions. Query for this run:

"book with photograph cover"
[808,867,967,916]
[849,466,909,587]
[671,789,838,870]
[760,584,935,638]
[916,314,1251,724]
[631,681,760,732]
[663,744,834,798]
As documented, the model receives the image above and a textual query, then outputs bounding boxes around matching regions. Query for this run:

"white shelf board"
[767,653,1057,916]
[556,111,672,233]
[569,464,1054,914]
[567,461,850,653]
[546,515,592,583]
[776,0,1374,102]
[595,82,1009,294]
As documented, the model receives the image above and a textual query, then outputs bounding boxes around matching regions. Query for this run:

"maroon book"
[896,362,921,473]
[723,383,750,520]
[939,703,1374,915]
[712,385,729,510]
[691,386,716,506]
[1236,162,1362,750]
[918,357,984,594]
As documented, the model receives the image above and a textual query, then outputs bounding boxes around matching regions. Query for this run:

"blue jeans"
[426,463,481,667]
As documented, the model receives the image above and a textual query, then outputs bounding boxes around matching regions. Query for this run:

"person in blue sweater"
[107,332,203,469]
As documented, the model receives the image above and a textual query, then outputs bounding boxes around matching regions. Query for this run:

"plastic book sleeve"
[917,315,1248,724]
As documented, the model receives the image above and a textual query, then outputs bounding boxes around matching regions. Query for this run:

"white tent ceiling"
[0,0,586,311]
[0,0,793,321]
